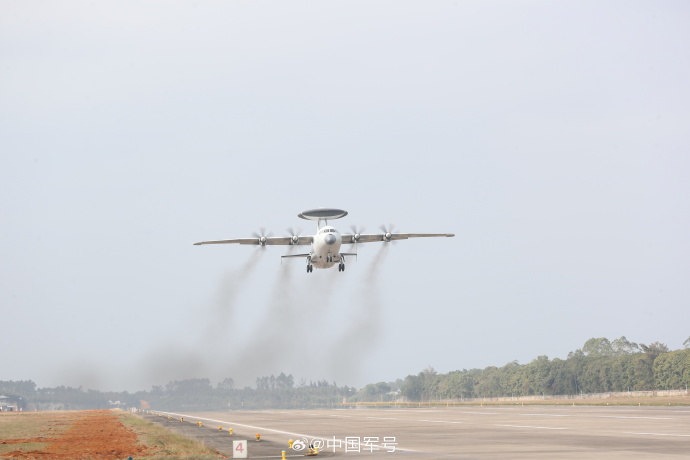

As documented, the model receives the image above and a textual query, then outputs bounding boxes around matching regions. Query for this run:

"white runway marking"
[418,419,464,424]
[157,411,419,453]
[497,424,566,430]
[599,416,673,420]
[366,417,398,420]
[159,411,319,439]
[623,432,690,437]
[520,413,570,417]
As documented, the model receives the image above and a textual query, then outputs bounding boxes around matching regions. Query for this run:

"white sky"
[1,1,688,392]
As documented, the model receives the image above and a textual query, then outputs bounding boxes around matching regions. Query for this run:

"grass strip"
[0,411,73,456]
[116,410,221,459]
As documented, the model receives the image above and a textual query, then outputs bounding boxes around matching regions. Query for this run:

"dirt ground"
[1,409,326,459]
[0,410,149,459]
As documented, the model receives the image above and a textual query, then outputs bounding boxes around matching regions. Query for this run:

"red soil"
[1,410,150,459]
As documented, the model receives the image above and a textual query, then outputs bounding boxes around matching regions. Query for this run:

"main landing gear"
[305,255,346,273]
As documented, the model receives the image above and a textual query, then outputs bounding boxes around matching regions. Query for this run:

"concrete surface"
[151,405,690,459]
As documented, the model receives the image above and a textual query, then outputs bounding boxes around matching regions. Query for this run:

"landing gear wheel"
[307,265,313,273]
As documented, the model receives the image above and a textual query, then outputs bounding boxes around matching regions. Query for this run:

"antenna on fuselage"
[298,208,348,231]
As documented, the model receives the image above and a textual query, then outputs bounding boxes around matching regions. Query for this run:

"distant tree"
[567,349,585,360]
[275,373,294,389]
[357,382,392,401]
[640,342,670,359]
[684,337,690,349]
[218,378,235,391]
[436,372,467,399]
[150,385,163,395]
[400,374,424,401]
[653,349,690,390]
[582,338,614,357]
[474,366,502,398]
[611,336,641,355]
[0,380,37,396]
[256,377,269,390]
[423,366,437,376]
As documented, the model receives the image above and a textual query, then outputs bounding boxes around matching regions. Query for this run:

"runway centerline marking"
[366,417,398,420]
[520,413,570,417]
[418,420,464,424]
[599,416,673,420]
[623,432,690,437]
[497,424,566,430]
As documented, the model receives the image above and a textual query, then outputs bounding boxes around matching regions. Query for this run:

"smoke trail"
[327,244,389,384]
[222,256,353,386]
[134,250,263,388]
[202,249,262,340]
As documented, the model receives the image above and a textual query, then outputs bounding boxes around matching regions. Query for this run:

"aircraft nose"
[325,234,336,245]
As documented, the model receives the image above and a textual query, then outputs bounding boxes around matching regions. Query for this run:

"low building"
[0,394,20,411]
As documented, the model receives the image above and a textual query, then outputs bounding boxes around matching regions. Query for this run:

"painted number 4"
[233,440,248,458]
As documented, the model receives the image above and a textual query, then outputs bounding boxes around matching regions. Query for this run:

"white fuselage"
[310,226,342,269]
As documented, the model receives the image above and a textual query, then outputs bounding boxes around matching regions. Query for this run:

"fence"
[446,389,689,403]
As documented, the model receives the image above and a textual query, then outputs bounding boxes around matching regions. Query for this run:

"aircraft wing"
[194,236,314,246]
[340,233,455,243]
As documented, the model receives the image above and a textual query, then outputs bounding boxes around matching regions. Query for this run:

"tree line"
[394,337,690,402]
[2,336,688,410]
[0,375,354,411]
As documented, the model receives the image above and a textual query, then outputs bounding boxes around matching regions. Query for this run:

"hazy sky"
[2,1,688,392]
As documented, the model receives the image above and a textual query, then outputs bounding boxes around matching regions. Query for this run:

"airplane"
[193,208,454,273]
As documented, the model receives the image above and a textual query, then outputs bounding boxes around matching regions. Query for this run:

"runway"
[157,405,690,459]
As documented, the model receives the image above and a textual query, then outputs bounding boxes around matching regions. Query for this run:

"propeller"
[379,224,396,243]
[287,226,303,245]
[252,227,273,246]
[349,225,366,244]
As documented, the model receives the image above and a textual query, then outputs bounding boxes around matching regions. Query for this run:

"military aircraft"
[194,208,454,273]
